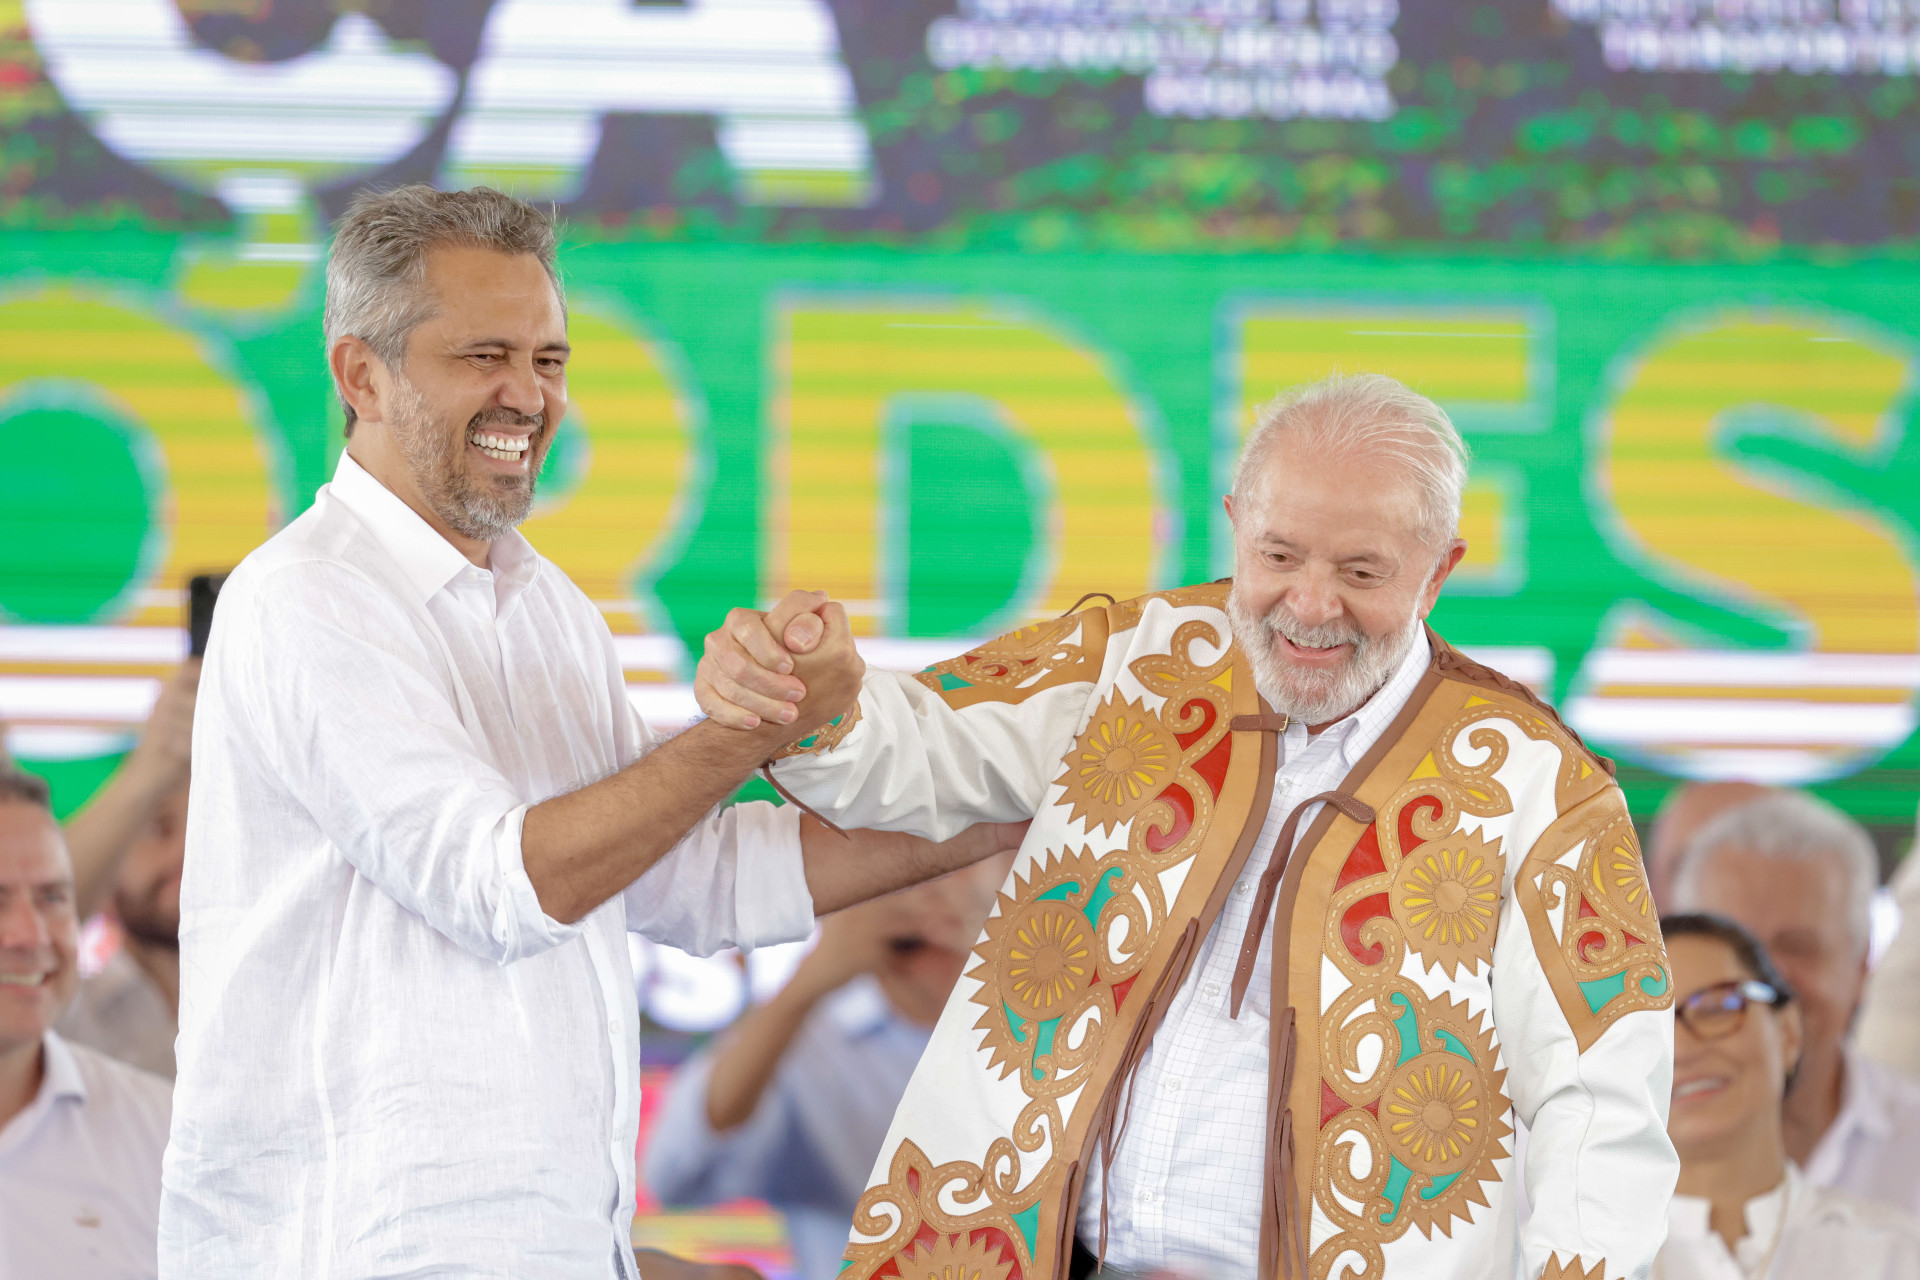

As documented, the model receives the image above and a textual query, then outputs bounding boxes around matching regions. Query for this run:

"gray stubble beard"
[387,377,545,542]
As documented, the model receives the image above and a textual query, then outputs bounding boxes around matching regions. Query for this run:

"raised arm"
[698,603,1110,840]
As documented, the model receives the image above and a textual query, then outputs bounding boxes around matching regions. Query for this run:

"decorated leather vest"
[835,585,1668,1280]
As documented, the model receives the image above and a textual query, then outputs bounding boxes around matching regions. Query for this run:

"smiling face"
[341,244,570,553]
[1225,437,1464,725]
[1667,932,1802,1163]
[0,800,78,1059]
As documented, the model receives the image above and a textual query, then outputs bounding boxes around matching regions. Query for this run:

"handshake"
[694,589,866,750]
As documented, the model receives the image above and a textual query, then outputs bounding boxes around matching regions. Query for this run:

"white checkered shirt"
[1074,632,1434,1279]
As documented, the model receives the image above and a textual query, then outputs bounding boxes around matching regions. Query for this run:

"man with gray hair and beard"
[161,186,1019,1280]
[695,372,1679,1280]
[1665,790,1920,1220]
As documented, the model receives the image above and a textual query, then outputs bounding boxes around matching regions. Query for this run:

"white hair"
[324,184,564,434]
[1232,371,1470,546]
[1671,790,1878,954]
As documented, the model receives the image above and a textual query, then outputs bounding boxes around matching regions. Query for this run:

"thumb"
[783,610,825,654]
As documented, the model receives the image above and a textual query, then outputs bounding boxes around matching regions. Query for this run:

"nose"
[497,356,544,420]
[1285,565,1344,627]
[0,892,49,952]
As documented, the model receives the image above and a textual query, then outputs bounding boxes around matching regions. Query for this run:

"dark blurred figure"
[0,766,170,1280]
[1657,913,1920,1279]
[647,855,1010,1280]
[1667,790,1920,1217]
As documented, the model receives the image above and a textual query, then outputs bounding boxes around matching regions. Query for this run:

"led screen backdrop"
[6,0,1920,828]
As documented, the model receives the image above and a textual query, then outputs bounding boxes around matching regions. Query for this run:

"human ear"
[1416,540,1469,617]
[329,335,389,429]
[1778,1002,1806,1091]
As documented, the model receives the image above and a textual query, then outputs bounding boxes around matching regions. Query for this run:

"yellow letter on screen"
[770,301,1159,632]
[0,290,272,619]
[517,310,694,631]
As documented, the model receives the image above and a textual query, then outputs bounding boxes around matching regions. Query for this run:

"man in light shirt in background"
[162,185,1019,1279]
[1666,789,1920,1218]
[0,765,172,1280]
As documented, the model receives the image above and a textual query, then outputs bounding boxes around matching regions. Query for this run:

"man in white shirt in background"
[1666,789,1920,1219]
[161,184,1019,1280]
[0,765,172,1280]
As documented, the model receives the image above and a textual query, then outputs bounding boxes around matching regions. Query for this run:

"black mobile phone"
[188,573,228,658]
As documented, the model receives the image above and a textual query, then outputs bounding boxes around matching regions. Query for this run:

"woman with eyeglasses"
[1657,913,1920,1279]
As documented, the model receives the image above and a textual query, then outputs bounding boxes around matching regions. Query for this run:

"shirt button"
[1235,881,1250,896]
[608,1018,620,1035]
[1139,1188,1156,1203]
[1165,1077,1182,1092]
[1203,981,1222,998]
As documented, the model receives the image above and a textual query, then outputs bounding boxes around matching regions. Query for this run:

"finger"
[714,636,806,702]
[724,607,794,677]
[692,675,760,730]
[705,663,799,726]
[764,589,828,635]
[781,610,824,655]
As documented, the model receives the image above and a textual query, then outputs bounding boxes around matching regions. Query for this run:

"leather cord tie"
[758,765,851,840]
[1229,711,1292,734]
[1271,1006,1311,1279]
[1229,789,1375,1018]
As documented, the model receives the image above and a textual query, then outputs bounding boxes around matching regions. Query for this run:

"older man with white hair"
[1666,790,1920,1218]
[696,372,1679,1280]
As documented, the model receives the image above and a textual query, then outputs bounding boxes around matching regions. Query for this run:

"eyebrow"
[457,338,572,354]
[1256,534,1393,565]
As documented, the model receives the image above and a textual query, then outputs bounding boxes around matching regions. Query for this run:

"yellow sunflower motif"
[1389,829,1506,979]
[999,902,1095,1024]
[1593,834,1655,934]
[1053,693,1177,835]
[1382,1050,1490,1179]
[898,1230,1016,1280]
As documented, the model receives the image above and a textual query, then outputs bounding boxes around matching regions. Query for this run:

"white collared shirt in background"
[1075,632,1433,1277]
[1657,1162,1920,1279]
[1805,1047,1920,1219]
[161,453,815,1279]
[0,1030,171,1280]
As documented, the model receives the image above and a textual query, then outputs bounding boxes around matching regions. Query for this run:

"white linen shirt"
[1805,1047,1920,1220]
[1656,1163,1920,1279]
[1075,632,1432,1277]
[0,1031,172,1280]
[160,453,814,1280]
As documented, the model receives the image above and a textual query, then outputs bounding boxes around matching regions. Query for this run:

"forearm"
[703,971,832,1130]
[802,817,1018,916]
[524,720,785,923]
[63,756,174,918]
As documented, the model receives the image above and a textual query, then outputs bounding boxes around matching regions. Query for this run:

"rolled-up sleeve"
[229,560,577,964]
[623,800,813,955]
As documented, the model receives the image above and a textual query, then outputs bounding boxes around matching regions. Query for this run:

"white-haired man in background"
[1666,790,1920,1218]
[697,373,1679,1280]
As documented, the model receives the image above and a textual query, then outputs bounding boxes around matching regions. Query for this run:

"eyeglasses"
[1674,979,1785,1041]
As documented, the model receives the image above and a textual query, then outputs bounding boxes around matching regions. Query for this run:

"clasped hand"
[695,590,865,746]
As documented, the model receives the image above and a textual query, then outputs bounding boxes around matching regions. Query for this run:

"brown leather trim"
[1256,656,1448,1279]
[1056,692,1280,1278]
[1424,623,1615,779]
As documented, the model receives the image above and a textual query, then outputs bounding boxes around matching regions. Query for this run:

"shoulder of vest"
[1424,625,1618,787]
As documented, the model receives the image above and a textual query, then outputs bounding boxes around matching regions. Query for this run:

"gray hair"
[1672,790,1877,955]
[1232,371,1470,545]
[0,765,51,811]
[324,184,564,434]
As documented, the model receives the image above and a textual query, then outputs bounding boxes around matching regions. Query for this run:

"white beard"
[1225,589,1419,726]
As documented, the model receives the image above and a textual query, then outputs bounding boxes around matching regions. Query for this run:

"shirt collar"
[326,452,540,610]
[38,1030,87,1105]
